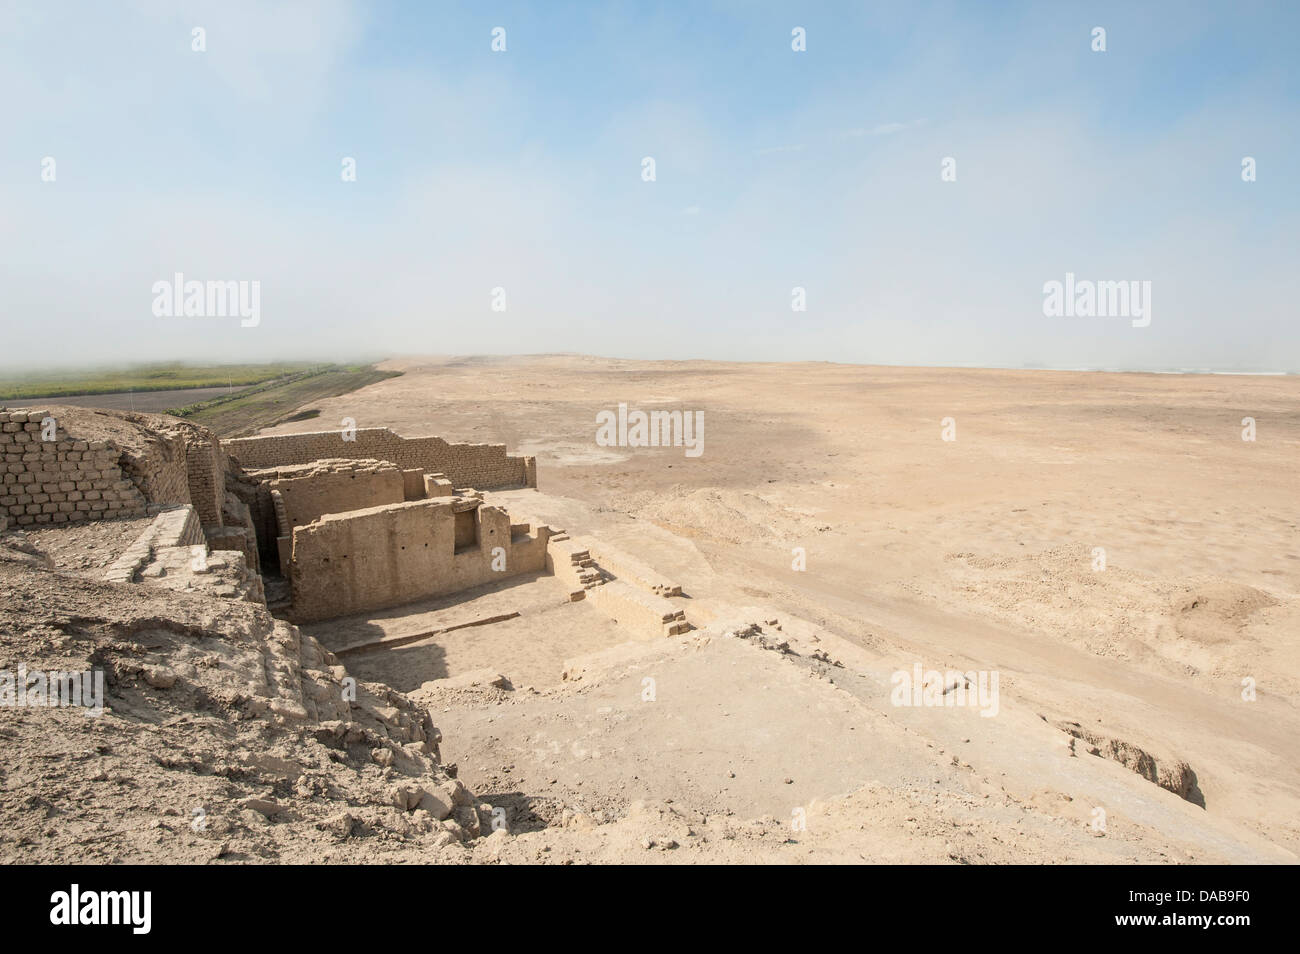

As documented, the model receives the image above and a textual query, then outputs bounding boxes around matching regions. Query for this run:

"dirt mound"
[913,545,1298,695]
[0,561,488,863]
[3,403,208,452]
[1171,582,1277,643]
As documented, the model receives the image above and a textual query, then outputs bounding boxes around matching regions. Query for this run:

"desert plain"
[2,355,1297,864]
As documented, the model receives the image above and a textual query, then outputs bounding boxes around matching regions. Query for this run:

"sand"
[6,355,1296,864]
[257,356,1300,858]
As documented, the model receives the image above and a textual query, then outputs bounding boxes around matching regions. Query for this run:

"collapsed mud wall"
[225,429,536,491]
[0,559,487,862]
[1,409,149,527]
[586,580,690,639]
[255,459,407,531]
[0,405,243,531]
[104,505,206,583]
[546,536,689,638]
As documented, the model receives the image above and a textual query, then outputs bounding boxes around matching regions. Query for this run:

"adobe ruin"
[0,405,691,649]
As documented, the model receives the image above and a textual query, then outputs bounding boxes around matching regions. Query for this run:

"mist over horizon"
[2,351,1297,383]
[3,1,1298,373]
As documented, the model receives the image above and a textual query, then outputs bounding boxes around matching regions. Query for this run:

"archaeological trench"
[0,405,715,860]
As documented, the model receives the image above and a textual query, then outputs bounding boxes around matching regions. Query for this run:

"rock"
[456,804,482,837]
[313,722,346,747]
[239,797,284,818]
[416,787,454,820]
[441,819,466,841]
[142,666,176,689]
[323,812,355,838]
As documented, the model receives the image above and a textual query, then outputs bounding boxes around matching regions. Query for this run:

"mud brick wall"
[211,488,261,577]
[586,579,690,638]
[139,505,204,548]
[118,428,192,512]
[225,429,535,491]
[104,506,204,584]
[184,439,228,529]
[573,536,682,596]
[544,536,689,637]
[424,474,453,497]
[401,469,425,501]
[222,467,278,570]
[257,460,406,530]
[289,497,552,622]
[0,410,148,527]
[207,526,261,577]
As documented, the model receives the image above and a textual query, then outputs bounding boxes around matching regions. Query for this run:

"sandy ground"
[5,356,1294,865]
[304,573,635,691]
[258,356,1300,859]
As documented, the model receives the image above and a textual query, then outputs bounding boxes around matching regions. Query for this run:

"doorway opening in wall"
[453,509,478,554]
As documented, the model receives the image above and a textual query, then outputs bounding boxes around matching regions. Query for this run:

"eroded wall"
[289,497,552,622]
[226,429,535,491]
[105,505,205,583]
[184,439,228,528]
[1,410,148,527]
[257,459,406,530]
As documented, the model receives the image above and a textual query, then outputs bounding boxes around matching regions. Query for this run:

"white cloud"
[844,119,927,138]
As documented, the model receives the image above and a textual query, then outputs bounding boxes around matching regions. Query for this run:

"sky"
[1,0,1297,372]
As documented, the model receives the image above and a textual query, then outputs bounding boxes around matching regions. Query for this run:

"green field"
[167,365,402,437]
[0,362,317,401]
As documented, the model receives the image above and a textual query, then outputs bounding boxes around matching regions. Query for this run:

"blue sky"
[1,0,1297,371]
